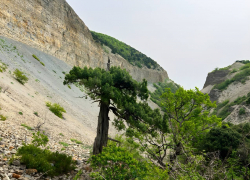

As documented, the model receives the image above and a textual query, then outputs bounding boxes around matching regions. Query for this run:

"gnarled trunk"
[93,101,110,155]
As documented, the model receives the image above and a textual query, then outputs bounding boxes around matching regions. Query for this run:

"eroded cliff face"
[0,0,168,83]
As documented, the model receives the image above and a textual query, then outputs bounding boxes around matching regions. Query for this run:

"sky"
[66,0,250,90]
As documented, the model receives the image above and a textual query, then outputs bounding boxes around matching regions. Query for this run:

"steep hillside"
[202,60,250,124]
[91,31,162,70]
[0,0,168,83]
[0,36,121,145]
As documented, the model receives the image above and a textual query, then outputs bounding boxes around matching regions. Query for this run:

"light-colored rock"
[0,0,168,83]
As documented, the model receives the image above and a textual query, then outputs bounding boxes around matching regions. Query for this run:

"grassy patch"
[34,112,38,116]
[21,124,33,130]
[71,139,83,144]
[19,112,23,115]
[59,133,64,136]
[59,142,69,147]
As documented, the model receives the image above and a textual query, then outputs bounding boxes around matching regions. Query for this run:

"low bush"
[16,131,75,177]
[17,145,75,177]
[0,115,7,121]
[89,137,168,180]
[200,125,242,158]
[239,107,246,115]
[46,102,66,119]
[13,69,29,85]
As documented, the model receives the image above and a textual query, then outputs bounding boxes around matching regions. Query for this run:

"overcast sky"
[66,0,250,90]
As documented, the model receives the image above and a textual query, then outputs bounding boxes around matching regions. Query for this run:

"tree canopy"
[64,66,163,154]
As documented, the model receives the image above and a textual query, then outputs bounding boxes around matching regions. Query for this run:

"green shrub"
[32,131,49,147]
[216,100,229,110]
[19,112,23,115]
[46,102,66,119]
[13,69,29,85]
[17,144,76,177]
[89,144,149,180]
[239,107,246,115]
[32,54,40,61]
[34,112,38,116]
[201,125,242,158]
[59,133,64,136]
[0,115,7,121]
[68,85,71,89]
[231,69,237,73]
[32,54,45,66]
[246,98,250,105]
[0,62,7,72]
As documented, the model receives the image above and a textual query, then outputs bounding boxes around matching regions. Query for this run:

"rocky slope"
[0,0,168,83]
[201,61,250,124]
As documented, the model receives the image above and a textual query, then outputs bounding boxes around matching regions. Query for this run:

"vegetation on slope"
[149,80,180,107]
[91,31,160,69]
[213,61,250,90]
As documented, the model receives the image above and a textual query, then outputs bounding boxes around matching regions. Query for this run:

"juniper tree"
[63,66,162,154]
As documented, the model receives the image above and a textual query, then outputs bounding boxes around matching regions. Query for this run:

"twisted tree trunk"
[93,101,110,155]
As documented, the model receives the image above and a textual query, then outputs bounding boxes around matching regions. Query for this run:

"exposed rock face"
[0,0,168,83]
[203,70,230,89]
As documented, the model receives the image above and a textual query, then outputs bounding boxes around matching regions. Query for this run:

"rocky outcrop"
[203,70,230,89]
[0,0,168,83]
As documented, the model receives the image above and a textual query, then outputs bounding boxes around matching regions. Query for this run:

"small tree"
[64,66,160,155]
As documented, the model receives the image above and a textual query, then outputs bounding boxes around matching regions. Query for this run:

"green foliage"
[32,54,45,66]
[71,139,83,144]
[34,112,38,116]
[236,60,250,64]
[0,115,7,121]
[200,125,242,158]
[214,65,250,90]
[73,170,83,180]
[239,107,246,115]
[91,31,159,69]
[67,85,71,89]
[59,142,69,147]
[217,95,248,120]
[46,102,66,119]
[21,124,33,130]
[161,87,221,144]
[212,65,231,72]
[19,112,23,115]
[13,69,29,85]
[89,144,167,180]
[150,80,180,107]
[231,68,237,73]
[216,99,229,110]
[32,131,49,147]
[0,62,7,72]
[17,144,76,177]
[59,133,64,136]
